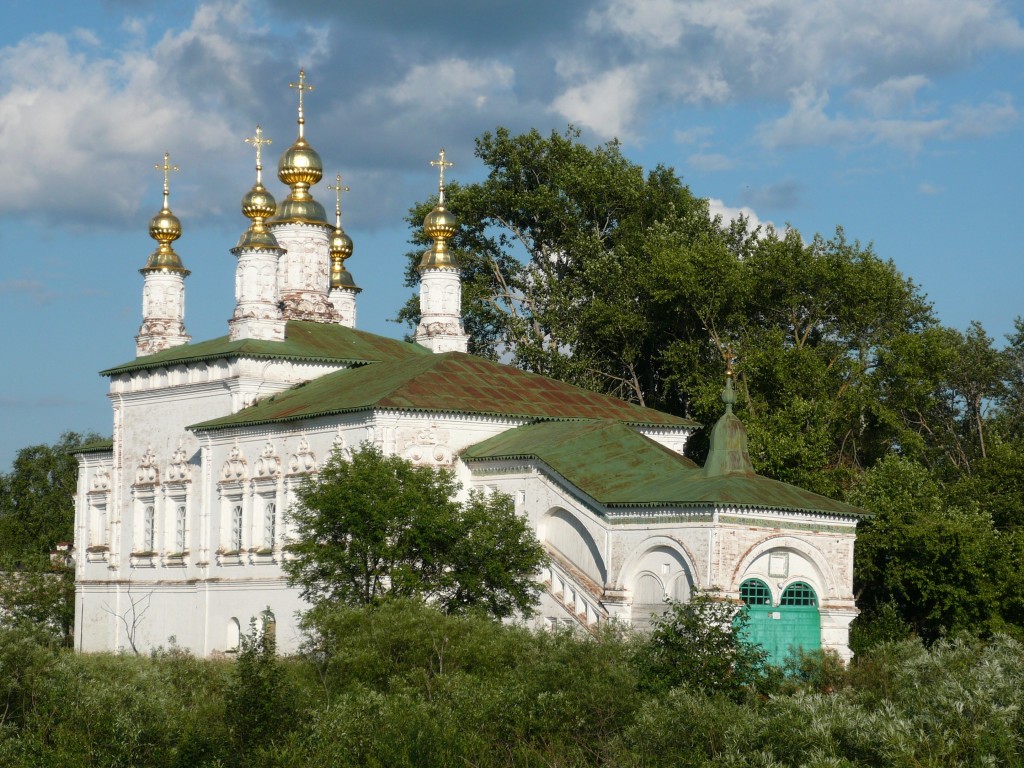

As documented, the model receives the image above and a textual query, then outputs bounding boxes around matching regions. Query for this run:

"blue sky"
[1,0,1022,470]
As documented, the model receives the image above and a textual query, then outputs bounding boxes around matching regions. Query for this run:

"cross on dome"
[430,148,454,204]
[155,152,179,209]
[244,125,272,184]
[327,173,350,227]
[289,68,314,137]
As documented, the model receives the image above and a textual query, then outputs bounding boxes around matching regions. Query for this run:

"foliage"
[634,594,778,701]
[225,619,297,756]
[0,554,74,647]
[285,444,546,618]
[6,609,1024,766]
[0,431,101,558]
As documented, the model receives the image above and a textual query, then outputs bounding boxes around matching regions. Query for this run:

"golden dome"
[424,204,457,240]
[142,152,188,274]
[278,137,323,188]
[242,181,277,222]
[330,261,360,291]
[149,206,181,244]
[330,227,354,259]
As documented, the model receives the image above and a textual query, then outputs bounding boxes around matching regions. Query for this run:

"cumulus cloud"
[387,58,514,111]
[555,0,1024,146]
[550,64,647,139]
[707,198,773,233]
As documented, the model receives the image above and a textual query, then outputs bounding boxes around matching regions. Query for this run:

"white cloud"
[687,152,735,172]
[551,64,647,139]
[757,82,1016,152]
[566,0,1024,149]
[707,198,772,233]
[387,58,515,111]
[0,3,262,224]
[918,182,943,195]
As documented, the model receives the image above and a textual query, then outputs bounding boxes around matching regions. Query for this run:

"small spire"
[245,125,272,185]
[289,68,314,139]
[155,152,178,211]
[327,173,350,230]
[722,348,737,412]
[430,147,454,205]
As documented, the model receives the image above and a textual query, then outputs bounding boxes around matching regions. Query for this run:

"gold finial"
[725,348,735,378]
[327,173,350,229]
[722,347,737,410]
[430,148,454,204]
[244,125,272,184]
[289,68,314,138]
[155,152,179,210]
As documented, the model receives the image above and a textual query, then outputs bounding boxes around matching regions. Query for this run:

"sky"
[1,0,1022,471]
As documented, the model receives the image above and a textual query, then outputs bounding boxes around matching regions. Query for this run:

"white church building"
[73,71,861,660]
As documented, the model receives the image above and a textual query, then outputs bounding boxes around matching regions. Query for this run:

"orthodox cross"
[430,148,453,203]
[155,152,179,208]
[244,125,272,183]
[289,68,314,136]
[327,174,351,226]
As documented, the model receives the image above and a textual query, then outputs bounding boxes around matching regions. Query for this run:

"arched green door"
[739,579,821,664]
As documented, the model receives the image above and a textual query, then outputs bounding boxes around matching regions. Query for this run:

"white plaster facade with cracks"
[270,222,336,322]
[229,244,286,342]
[414,267,468,353]
[76,368,859,658]
[136,271,190,356]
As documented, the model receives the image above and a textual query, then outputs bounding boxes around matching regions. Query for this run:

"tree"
[0,554,74,647]
[634,594,777,701]
[284,444,546,618]
[0,431,102,558]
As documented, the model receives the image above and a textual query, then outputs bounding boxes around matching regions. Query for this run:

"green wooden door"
[740,579,821,664]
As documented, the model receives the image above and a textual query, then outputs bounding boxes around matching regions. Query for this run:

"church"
[72,71,861,661]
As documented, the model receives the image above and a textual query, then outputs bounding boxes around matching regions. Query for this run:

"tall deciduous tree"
[284,444,546,619]
[0,431,100,558]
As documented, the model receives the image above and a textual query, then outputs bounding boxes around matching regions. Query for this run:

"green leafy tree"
[0,555,75,647]
[851,454,1013,643]
[634,594,777,701]
[284,444,546,618]
[0,431,101,558]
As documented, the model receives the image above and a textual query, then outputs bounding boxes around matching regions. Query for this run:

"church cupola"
[268,69,335,322]
[136,152,191,357]
[326,173,361,328]
[413,148,469,353]
[229,125,286,342]
[703,357,755,477]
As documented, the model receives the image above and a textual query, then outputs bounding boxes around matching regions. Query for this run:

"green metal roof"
[72,439,114,455]
[100,321,429,376]
[464,419,864,517]
[190,352,698,432]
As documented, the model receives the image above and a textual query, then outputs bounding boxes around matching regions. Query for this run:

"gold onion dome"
[236,126,283,251]
[142,152,189,275]
[272,69,327,225]
[418,147,459,270]
[328,174,359,291]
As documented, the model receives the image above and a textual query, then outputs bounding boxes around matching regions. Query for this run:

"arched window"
[227,617,241,652]
[739,578,772,606]
[262,610,277,644]
[143,505,156,552]
[231,504,243,552]
[175,504,187,553]
[263,502,276,550]
[780,581,817,607]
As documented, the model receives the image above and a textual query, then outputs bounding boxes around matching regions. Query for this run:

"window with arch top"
[739,578,772,606]
[780,581,818,607]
